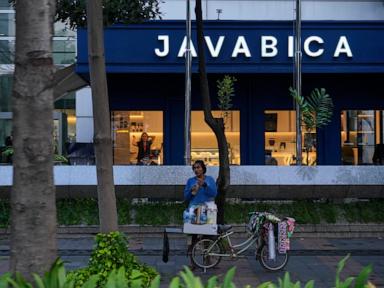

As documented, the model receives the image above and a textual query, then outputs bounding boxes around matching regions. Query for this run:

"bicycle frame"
[207,229,262,258]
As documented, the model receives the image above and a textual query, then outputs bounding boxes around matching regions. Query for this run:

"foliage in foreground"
[66,231,158,287]
[0,254,374,288]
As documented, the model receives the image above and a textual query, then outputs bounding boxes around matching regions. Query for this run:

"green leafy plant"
[1,147,13,163]
[55,0,162,29]
[290,87,334,165]
[335,254,373,288]
[0,146,69,165]
[54,154,69,164]
[217,75,237,125]
[67,231,158,287]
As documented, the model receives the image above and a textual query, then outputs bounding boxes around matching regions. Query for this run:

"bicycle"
[190,212,295,271]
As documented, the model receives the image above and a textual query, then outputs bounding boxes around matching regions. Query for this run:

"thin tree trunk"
[86,0,118,233]
[195,0,230,224]
[10,0,57,278]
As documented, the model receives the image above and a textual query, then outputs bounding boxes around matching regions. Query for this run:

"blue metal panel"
[77,20,384,74]
[164,94,185,165]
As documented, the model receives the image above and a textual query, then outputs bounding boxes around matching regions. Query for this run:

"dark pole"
[295,0,303,165]
[184,0,192,165]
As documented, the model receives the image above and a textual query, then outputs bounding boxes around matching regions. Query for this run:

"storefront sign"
[154,35,353,58]
[77,21,384,73]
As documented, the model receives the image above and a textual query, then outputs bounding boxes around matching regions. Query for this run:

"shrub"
[67,231,158,287]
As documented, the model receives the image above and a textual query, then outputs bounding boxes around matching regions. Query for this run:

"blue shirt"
[184,175,217,207]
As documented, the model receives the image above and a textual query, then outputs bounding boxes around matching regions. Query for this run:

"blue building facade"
[77,21,384,166]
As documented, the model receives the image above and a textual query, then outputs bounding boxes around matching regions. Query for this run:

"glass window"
[53,38,76,65]
[264,110,316,166]
[0,39,14,64]
[111,111,163,165]
[341,110,383,165]
[0,1,12,9]
[0,13,15,37]
[191,111,240,166]
[0,118,11,147]
[55,93,76,143]
[0,75,12,111]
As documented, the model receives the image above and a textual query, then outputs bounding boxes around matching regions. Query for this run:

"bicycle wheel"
[258,244,289,271]
[191,238,222,269]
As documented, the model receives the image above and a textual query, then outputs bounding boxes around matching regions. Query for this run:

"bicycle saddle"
[218,224,232,234]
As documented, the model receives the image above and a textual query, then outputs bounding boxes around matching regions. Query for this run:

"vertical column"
[317,109,341,165]
[76,87,94,143]
[242,79,265,165]
[164,98,185,165]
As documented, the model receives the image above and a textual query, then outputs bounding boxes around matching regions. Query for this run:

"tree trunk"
[10,0,57,278]
[86,0,118,233]
[195,0,230,224]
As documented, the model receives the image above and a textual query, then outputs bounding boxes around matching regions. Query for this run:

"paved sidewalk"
[0,235,383,287]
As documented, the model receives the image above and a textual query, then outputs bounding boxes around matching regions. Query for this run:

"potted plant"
[290,87,334,165]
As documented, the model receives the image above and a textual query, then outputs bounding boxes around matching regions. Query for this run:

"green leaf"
[169,277,180,288]
[149,275,160,288]
[33,274,45,288]
[6,278,21,288]
[81,275,99,288]
[14,272,32,288]
[0,273,12,288]
[282,272,291,287]
[340,277,355,288]
[206,275,218,288]
[222,267,236,288]
[256,282,274,288]
[336,254,351,286]
[354,265,372,288]
[180,267,203,288]
[304,280,315,288]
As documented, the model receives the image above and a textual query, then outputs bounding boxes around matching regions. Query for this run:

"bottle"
[206,201,217,224]
[268,223,276,260]
[200,205,207,224]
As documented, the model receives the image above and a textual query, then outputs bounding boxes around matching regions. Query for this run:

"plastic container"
[268,223,276,260]
[206,201,217,224]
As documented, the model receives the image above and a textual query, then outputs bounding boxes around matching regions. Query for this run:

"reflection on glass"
[111,111,163,165]
[341,110,383,165]
[264,110,316,166]
[191,111,240,165]
[0,118,11,147]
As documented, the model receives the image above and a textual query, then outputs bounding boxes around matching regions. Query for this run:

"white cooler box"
[183,223,218,235]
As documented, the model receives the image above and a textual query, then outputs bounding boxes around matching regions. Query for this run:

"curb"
[1,224,383,238]
[39,223,384,238]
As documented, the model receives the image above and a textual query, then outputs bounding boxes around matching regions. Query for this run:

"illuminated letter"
[178,36,197,58]
[205,36,225,57]
[304,36,324,57]
[261,36,278,57]
[288,36,294,58]
[231,36,251,58]
[334,36,353,57]
[155,35,169,57]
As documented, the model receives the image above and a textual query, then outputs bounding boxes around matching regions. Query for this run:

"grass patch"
[57,198,99,225]
[0,198,383,226]
[133,202,184,225]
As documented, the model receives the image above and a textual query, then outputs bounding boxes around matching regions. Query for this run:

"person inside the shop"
[132,132,153,165]
[184,160,217,269]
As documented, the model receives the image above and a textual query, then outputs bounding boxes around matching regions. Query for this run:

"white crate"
[183,223,218,235]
